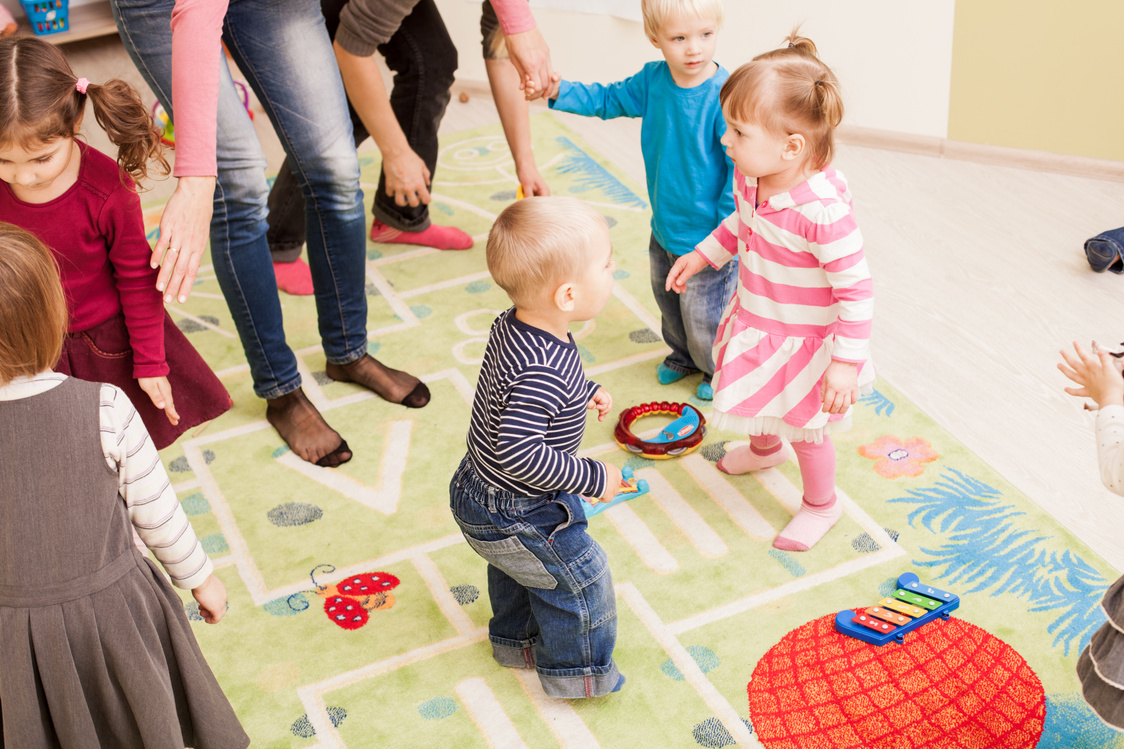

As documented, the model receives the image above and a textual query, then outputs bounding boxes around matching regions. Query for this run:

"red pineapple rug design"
[747,613,1045,748]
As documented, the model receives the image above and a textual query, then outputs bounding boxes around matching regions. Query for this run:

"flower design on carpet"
[859,436,939,478]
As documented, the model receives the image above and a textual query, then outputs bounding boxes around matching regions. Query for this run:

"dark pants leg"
[265,0,458,257]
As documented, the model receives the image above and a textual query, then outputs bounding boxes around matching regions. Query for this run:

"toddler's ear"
[553,281,577,312]
[649,36,661,50]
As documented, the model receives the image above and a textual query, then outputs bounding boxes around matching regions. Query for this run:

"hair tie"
[814,80,823,86]
[75,78,89,95]
[787,42,795,48]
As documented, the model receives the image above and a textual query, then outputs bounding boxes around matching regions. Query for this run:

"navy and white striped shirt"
[466,308,607,498]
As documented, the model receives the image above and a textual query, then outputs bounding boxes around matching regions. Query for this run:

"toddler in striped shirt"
[450,196,626,697]
[666,30,876,552]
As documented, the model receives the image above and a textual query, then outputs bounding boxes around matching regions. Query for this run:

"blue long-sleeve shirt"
[549,60,736,256]
[466,309,607,498]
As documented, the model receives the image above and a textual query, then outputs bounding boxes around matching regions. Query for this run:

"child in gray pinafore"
[0,223,248,748]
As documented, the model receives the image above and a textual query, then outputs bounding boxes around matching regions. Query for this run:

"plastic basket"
[21,0,69,35]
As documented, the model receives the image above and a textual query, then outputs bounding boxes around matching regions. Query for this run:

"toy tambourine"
[614,402,706,459]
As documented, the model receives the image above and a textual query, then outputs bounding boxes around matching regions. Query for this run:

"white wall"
[438,0,957,139]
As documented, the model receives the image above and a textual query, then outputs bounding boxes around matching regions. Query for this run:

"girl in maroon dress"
[0,36,230,449]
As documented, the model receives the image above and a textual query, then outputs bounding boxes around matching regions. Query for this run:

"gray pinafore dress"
[0,377,248,748]
[1079,576,1124,731]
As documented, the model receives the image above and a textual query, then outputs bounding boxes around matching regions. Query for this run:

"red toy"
[614,402,706,459]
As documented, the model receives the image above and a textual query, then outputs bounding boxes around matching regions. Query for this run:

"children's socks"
[773,438,841,551]
[696,381,713,401]
[273,258,314,296]
[717,435,791,474]
[369,219,473,250]
[657,362,689,385]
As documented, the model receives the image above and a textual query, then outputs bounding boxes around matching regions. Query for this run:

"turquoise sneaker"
[657,363,689,385]
[696,381,713,401]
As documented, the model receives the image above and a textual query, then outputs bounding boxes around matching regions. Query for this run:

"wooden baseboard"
[837,125,1124,182]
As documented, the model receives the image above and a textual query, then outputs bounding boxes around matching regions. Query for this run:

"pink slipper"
[273,258,314,296]
[369,220,473,250]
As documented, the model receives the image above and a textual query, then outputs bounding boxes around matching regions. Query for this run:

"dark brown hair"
[0,36,168,185]
[720,28,844,170]
[0,222,68,385]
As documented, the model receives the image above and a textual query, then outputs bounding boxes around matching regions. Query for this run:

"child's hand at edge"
[589,461,622,505]
[666,251,710,294]
[192,574,228,624]
[1059,341,1124,410]
[138,376,180,425]
[820,360,858,414]
[588,387,613,421]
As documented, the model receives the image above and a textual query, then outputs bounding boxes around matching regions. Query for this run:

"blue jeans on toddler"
[449,457,622,698]
[649,234,738,381]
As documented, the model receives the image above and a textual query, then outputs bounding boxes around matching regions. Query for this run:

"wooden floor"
[66,34,1124,571]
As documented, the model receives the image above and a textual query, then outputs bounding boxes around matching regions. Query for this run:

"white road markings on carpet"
[620,583,760,748]
[399,272,494,299]
[609,283,662,338]
[513,669,602,749]
[274,420,412,515]
[638,468,728,558]
[603,503,679,574]
[413,554,477,636]
[296,629,489,748]
[457,678,529,749]
[680,454,777,541]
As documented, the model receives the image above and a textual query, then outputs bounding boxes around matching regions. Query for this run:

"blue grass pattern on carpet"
[554,136,648,210]
[890,468,1107,654]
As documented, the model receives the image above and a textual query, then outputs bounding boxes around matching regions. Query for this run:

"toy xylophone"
[834,572,960,646]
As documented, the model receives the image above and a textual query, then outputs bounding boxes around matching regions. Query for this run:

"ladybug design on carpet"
[311,565,401,631]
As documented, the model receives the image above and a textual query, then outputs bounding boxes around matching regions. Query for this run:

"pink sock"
[717,435,791,475]
[773,438,842,552]
[369,220,474,250]
[273,258,314,296]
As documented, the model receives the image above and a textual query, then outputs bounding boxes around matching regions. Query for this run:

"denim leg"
[372,0,458,232]
[222,0,369,366]
[485,563,540,668]
[649,234,698,377]
[680,251,738,381]
[450,462,621,698]
[112,0,302,398]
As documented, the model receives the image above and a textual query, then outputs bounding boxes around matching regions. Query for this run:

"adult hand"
[820,360,859,414]
[665,251,710,294]
[503,26,554,101]
[192,573,228,623]
[138,376,180,425]
[151,175,215,304]
[516,163,550,197]
[383,148,432,208]
[1059,341,1124,410]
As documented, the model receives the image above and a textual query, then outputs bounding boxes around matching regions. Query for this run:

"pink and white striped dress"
[696,167,875,443]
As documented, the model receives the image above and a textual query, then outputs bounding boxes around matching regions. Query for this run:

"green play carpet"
[147,113,1123,748]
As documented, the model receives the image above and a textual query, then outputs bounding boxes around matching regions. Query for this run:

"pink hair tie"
[75,78,89,94]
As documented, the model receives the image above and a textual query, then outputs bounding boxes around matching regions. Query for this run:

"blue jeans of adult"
[112,0,369,398]
[449,457,622,699]
[648,234,739,382]
[266,0,458,260]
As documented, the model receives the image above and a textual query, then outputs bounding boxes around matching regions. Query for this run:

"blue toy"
[581,466,649,518]
[834,572,960,646]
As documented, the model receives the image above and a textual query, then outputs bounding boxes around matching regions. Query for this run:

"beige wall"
[437,0,957,138]
[948,1,1124,161]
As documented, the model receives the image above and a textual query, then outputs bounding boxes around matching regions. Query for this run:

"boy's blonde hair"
[487,196,608,308]
[0,223,68,386]
[720,29,843,170]
[641,0,724,40]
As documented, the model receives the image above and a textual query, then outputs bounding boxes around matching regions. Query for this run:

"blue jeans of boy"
[648,234,739,381]
[449,457,622,698]
[112,0,369,398]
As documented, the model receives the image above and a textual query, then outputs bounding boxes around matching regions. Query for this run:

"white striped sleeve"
[99,384,214,590]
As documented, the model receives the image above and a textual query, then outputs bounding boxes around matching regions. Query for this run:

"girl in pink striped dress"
[666,30,874,552]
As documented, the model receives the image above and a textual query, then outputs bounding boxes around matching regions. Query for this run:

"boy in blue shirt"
[549,0,735,401]
[451,196,625,698]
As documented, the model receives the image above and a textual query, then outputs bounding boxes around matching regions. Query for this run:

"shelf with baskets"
[15,0,118,44]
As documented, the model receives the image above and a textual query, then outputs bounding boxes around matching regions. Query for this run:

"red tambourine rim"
[613,402,706,457]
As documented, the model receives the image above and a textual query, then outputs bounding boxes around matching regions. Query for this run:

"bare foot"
[266,388,352,467]
[325,355,430,408]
